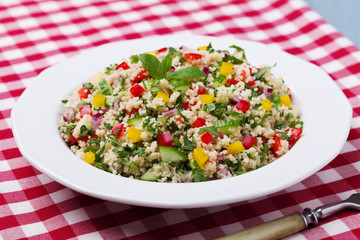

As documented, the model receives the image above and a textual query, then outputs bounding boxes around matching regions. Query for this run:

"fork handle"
[216,213,306,240]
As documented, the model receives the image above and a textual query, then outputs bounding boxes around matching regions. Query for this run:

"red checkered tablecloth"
[1,0,360,239]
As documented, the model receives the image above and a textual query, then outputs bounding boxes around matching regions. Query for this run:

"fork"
[217,193,360,240]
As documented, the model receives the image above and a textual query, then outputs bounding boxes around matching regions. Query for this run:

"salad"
[58,43,303,182]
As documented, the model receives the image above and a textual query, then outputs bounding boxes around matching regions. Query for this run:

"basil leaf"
[198,126,220,136]
[139,54,166,79]
[162,55,172,73]
[167,67,205,80]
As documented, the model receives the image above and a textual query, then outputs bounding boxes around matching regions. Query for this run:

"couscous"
[58,43,303,182]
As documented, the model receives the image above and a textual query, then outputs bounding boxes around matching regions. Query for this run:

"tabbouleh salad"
[58,43,303,183]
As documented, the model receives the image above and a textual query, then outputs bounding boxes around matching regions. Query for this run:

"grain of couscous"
[58,43,303,182]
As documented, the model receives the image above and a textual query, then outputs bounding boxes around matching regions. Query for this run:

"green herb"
[178,112,189,122]
[289,120,304,129]
[190,162,207,182]
[79,125,91,137]
[103,122,112,129]
[65,124,76,133]
[105,64,117,75]
[142,81,147,90]
[83,82,93,89]
[223,55,243,65]
[229,45,246,59]
[285,113,294,120]
[183,135,195,151]
[99,79,112,95]
[274,120,287,129]
[259,143,269,168]
[269,93,281,105]
[206,42,214,53]
[95,163,106,171]
[166,120,179,133]
[205,103,216,111]
[130,55,139,63]
[213,103,226,119]
[167,67,205,80]
[128,162,141,175]
[167,47,183,57]
[214,75,226,84]
[252,64,276,81]
[173,137,181,148]
[279,132,290,141]
[256,112,272,127]
[253,103,261,109]
[198,126,220,136]
[82,102,91,106]
[234,160,244,175]
[150,86,161,93]
[62,99,68,104]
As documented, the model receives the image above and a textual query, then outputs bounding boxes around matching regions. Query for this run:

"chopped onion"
[168,66,175,74]
[101,108,110,113]
[216,154,225,161]
[162,108,178,117]
[62,107,76,122]
[217,165,229,178]
[264,88,273,97]
[179,45,188,51]
[230,94,244,105]
[218,131,224,139]
[112,77,122,83]
[114,98,120,111]
[201,67,210,76]
[92,113,103,130]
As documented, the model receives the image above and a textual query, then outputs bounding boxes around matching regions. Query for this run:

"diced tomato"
[236,100,250,113]
[75,136,89,143]
[240,70,247,79]
[257,87,263,94]
[289,127,302,148]
[130,83,144,97]
[192,117,206,128]
[198,85,207,95]
[67,135,76,145]
[181,102,190,110]
[78,87,90,99]
[158,131,173,147]
[157,47,168,53]
[116,62,130,71]
[166,88,173,93]
[174,115,184,123]
[80,105,92,118]
[273,134,281,156]
[247,80,256,87]
[131,66,147,84]
[111,123,124,138]
[127,108,139,117]
[201,132,214,144]
[226,79,239,86]
[184,53,203,61]
[249,67,252,75]
[242,135,257,149]
[191,101,198,106]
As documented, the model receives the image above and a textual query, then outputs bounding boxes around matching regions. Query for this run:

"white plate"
[12,34,352,208]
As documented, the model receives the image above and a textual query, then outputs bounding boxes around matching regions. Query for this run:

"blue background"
[304,0,360,48]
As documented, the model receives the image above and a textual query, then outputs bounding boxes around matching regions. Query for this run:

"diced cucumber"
[98,79,113,95]
[213,75,227,88]
[159,146,188,162]
[140,168,160,181]
[158,116,169,125]
[105,96,115,107]
[169,80,191,93]
[127,116,144,128]
[214,119,240,135]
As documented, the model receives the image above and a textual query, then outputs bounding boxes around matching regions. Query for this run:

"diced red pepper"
[247,80,256,87]
[127,108,139,117]
[111,123,124,138]
[158,131,173,147]
[67,135,76,145]
[181,102,190,110]
[289,127,302,148]
[198,86,207,95]
[192,117,206,128]
[174,115,184,123]
[78,87,90,99]
[184,53,203,61]
[130,83,144,97]
[75,136,89,143]
[273,134,281,156]
[191,101,198,106]
[131,66,147,84]
[240,70,247,79]
[80,105,92,118]
[242,135,257,149]
[201,132,214,144]
[249,67,253,75]
[226,79,239,86]
[116,62,130,71]
[236,100,250,113]
[157,47,168,53]
[257,87,263,94]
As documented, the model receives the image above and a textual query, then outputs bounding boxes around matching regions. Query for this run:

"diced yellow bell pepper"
[93,95,106,107]
[193,147,209,167]
[220,62,233,76]
[227,141,244,154]
[145,51,157,57]
[261,99,272,111]
[280,94,291,106]
[157,91,169,103]
[200,94,214,104]
[198,46,207,50]
[85,152,95,165]
[127,126,142,142]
